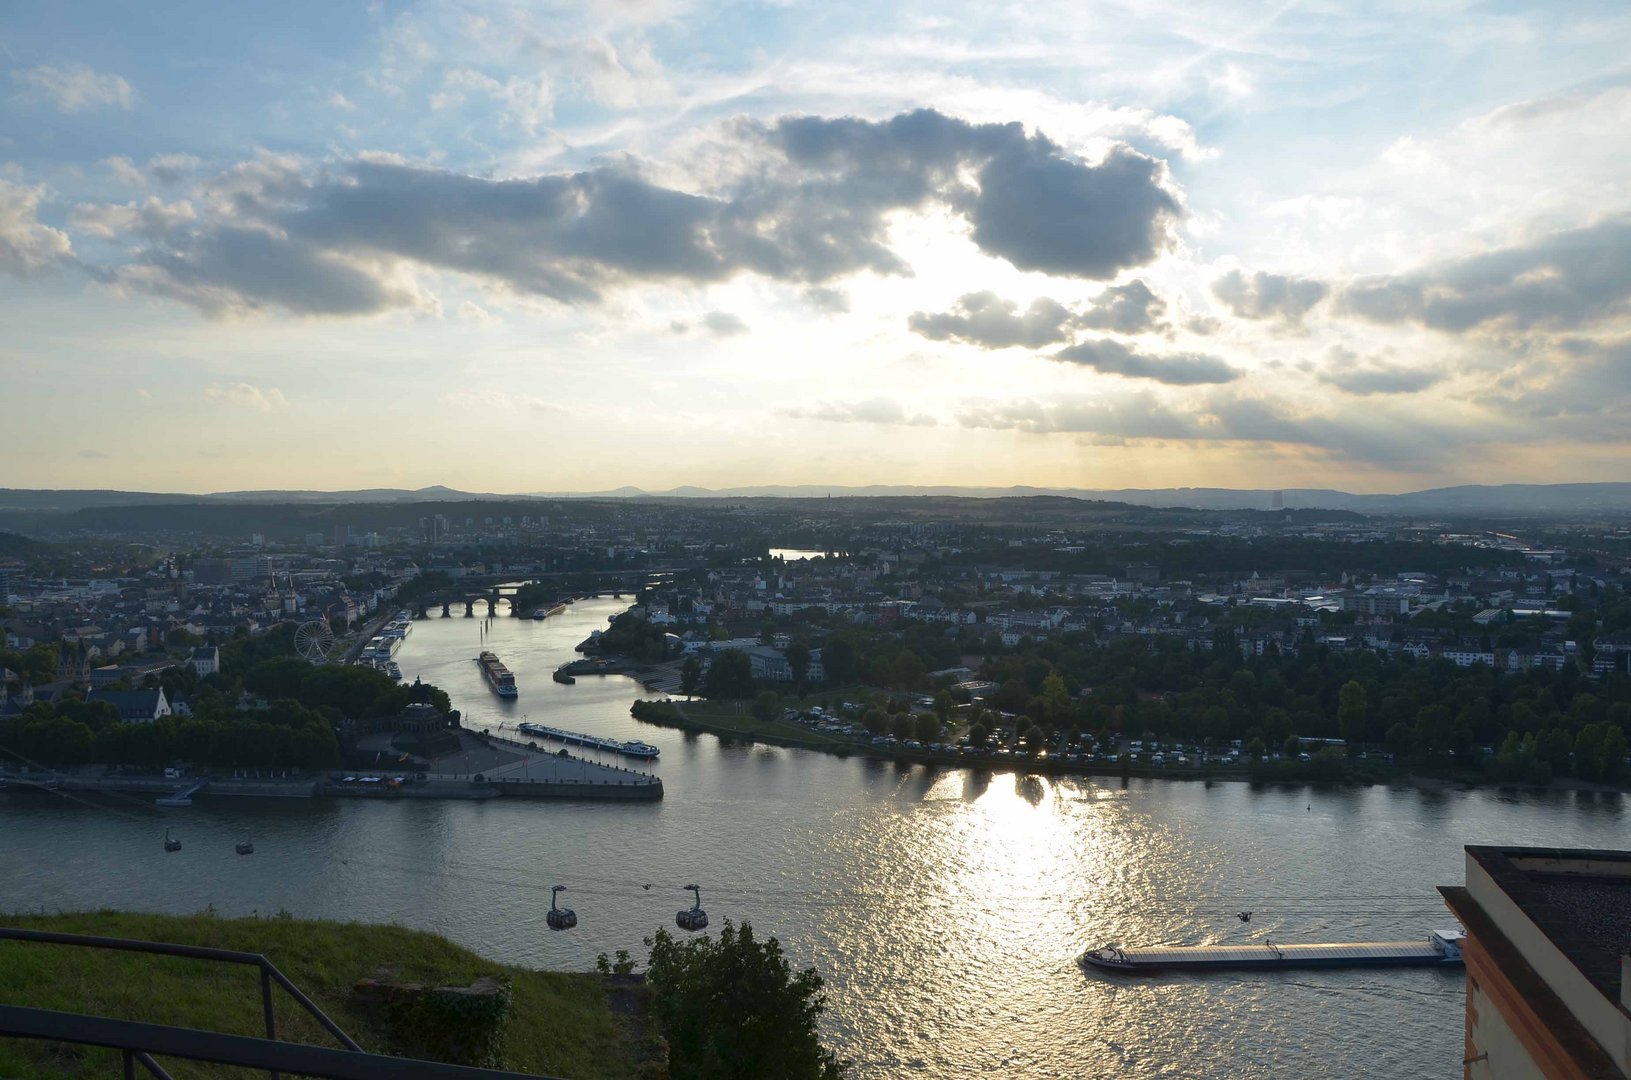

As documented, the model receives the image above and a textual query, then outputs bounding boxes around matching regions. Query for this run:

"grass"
[0,909,663,1079]
[654,698,859,750]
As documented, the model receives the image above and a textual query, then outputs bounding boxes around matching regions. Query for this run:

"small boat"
[235,834,255,856]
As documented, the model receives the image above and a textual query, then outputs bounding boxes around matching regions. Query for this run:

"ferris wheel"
[294,619,335,663]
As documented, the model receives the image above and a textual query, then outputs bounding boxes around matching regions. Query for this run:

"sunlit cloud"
[204,383,288,412]
[13,63,136,112]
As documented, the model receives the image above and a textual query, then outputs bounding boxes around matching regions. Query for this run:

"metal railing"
[0,927,560,1080]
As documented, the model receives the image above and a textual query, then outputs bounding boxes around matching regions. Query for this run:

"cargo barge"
[1081,929,1463,973]
[477,650,518,698]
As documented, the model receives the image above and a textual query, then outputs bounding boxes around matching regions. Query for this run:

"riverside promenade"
[464,730,664,800]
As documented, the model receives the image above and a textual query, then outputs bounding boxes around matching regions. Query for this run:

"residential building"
[84,687,171,723]
[189,646,220,677]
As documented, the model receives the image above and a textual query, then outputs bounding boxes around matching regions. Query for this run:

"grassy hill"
[0,909,663,1079]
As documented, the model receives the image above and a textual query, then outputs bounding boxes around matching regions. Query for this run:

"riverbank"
[0,910,663,1079]
[629,698,1625,793]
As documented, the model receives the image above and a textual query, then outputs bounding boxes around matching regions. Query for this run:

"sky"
[2,0,1630,495]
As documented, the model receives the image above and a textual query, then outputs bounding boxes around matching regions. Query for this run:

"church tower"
[56,638,90,686]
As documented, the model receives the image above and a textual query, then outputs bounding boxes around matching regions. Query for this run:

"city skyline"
[3,1,1630,493]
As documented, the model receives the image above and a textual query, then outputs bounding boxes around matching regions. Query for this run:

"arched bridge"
[411,570,680,618]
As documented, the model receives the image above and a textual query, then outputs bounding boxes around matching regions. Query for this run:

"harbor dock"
[1081,930,1464,973]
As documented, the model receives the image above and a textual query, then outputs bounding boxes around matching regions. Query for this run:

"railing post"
[261,964,279,1080]
[124,1049,137,1080]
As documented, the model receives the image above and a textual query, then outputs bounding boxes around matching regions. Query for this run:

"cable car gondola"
[676,884,708,932]
[163,827,181,853]
[235,834,254,856]
[547,884,577,931]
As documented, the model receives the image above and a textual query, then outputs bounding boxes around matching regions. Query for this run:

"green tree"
[820,635,861,687]
[860,708,888,736]
[1039,672,1072,727]
[913,712,940,743]
[785,641,812,694]
[1384,722,1415,762]
[680,656,702,699]
[752,691,782,723]
[1337,680,1367,753]
[890,713,914,741]
[703,650,755,700]
[644,922,845,1080]
[968,721,989,748]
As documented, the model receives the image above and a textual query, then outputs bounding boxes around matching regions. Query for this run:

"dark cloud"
[964,143,1179,278]
[910,279,1173,349]
[783,398,937,426]
[702,310,748,336]
[89,109,1181,316]
[1341,217,1631,332]
[908,291,1075,349]
[122,226,406,317]
[1213,269,1328,322]
[1319,361,1444,395]
[1077,278,1168,334]
[1053,338,1239,385]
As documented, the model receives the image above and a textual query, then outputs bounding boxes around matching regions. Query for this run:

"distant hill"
[0,482,1628,518]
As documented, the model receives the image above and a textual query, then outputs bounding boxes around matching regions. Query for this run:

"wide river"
[3,597,1626,1077]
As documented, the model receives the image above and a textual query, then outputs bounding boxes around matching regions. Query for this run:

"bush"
[644,921,845,1080]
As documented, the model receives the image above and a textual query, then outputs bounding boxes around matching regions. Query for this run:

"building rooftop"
[1447,845,1631,1007]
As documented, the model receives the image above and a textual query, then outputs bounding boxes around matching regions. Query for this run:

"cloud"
[104,153,203,188]
[104,156,145,186]
[71,197,196,240]
[77,449,109,459]
[908,291,1075,349]
[1212,269,1328,322]
[13,63,136,112]
[958,391,1196,439]
[148,154,204,185]
[455,300,493,322]
[768,110,1180,280]
[911,281,1173,349]
[1053,338,1240,385]
[957,388,1486,467]
[1341,217,1631,333]
[80,108,1182,316]
[442,390,567,416]
[1318,352,1445,396]
[1077,279,1168,334]
[802,286,849,313]
[702,310,748,336]
[205,383,287,412]
[0,178,75,277]
[116,226,410,317]
[783,397,937,426]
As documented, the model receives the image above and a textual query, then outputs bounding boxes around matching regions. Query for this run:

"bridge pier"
[464,600,475,617]
[441,602,451,618]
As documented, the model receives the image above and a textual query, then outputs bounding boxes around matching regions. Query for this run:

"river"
[3,596,1626,1077]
